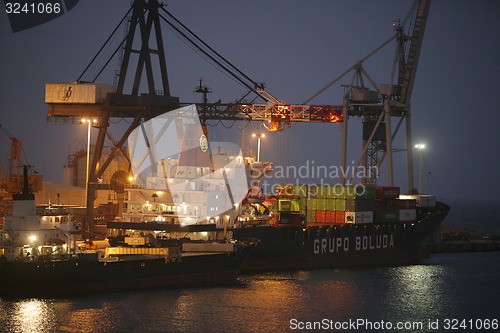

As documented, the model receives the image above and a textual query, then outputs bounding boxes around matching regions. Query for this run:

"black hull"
[233,202,449,272]
[0,243,256,298]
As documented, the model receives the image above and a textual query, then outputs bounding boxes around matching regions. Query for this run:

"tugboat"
[0,166,257,298]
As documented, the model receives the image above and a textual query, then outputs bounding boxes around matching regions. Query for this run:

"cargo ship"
[111,145,449,273]
[232,184,449,272]
[108,104,449,273]
[0,167,257,298]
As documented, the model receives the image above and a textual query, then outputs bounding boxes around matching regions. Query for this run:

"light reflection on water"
[11,299,56,333]
[1,252,499,333]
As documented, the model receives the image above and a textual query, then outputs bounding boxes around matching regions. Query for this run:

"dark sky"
[1,0,499,203]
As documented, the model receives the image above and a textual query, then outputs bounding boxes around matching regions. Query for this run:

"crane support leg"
[384,99,393,186]
[406,110,415,192]
[340,102,349,185]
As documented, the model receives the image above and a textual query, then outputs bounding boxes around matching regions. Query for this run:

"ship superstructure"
[0,166,79,261]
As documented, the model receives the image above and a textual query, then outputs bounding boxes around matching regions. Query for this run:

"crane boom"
[399,0,431,105]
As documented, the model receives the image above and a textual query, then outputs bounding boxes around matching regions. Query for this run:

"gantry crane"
[191,0,430,192]
[45,0,430,237]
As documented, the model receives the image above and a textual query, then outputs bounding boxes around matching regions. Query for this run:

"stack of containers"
[343,184,376,224]
[292,185,316,223]
[373,186,400,223]
[397,197,417,222]
[313,185,336,223]
[297,184,377,224]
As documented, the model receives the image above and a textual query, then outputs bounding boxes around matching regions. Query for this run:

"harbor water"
[1,251,499,333]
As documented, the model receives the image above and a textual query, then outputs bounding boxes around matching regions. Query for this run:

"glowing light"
[29,235,37,243]
[414,143,425,150]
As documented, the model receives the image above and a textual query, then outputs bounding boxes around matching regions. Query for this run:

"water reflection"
[11,299,55,333]
[385,264,450,321]
[0,253,497,332]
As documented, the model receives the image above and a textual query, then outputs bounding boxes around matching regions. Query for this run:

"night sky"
[1,0,499,203]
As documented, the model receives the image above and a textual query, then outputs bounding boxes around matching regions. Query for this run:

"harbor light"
[414,143,426,194]
[252,133,265,162]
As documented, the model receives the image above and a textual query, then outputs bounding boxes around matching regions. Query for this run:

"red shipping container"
[397,199,417,209]
[334,211,346,223]
[325,210,336,223]
[375,186,400,199]
[315,210,326,223]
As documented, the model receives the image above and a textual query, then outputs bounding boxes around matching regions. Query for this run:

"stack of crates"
[293,184,376,225]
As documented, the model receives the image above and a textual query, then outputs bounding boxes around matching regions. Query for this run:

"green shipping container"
[306,198,318,211]
[342,185,376,200]
[324,198,336,210]
[374,210,399,223]
[335,198,347,211]
[293,185,309,198]
[359,186,376,200]
[306,210,316,223]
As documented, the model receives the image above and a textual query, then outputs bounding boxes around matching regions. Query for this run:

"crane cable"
[159,8,270,102]
[76,6,134,83]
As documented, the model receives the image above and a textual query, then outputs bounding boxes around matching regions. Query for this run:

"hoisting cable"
[76,6,134,83]
[161,8,263,90]
[159,9,269,102]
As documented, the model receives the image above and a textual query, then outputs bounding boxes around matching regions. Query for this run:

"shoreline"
[426,239,500,253]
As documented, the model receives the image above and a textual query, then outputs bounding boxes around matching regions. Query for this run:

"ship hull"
[0,243,256,298]
[233,202,449,272]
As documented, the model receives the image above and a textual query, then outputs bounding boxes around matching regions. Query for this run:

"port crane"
[45,0,430,236]
[0,123,42,213]
[191,0,430,190]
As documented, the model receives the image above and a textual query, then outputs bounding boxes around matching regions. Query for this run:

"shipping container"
[308,185,319,198]
[316,199,326,211]
[399,209,417,222]
[306,198,318,211]
[345,211,374,224]
[397,199,417,209]
[325,210,336,223]
[375,186,400,199]
[324,198,336,210]
[399,194,436,207]
[334,211,346,224]
[292,185,309,197]
[374,210,399,223]
[316,210,327,223]
[345,199,374,212]
[299,197,307,210]
[335,198,347,211]
[373,198,400,210]
[306,210,316,223]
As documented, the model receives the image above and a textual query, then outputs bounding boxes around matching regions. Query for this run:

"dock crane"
[45,0,430,237]
[174,0,431,192]
[0,123,42,209]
